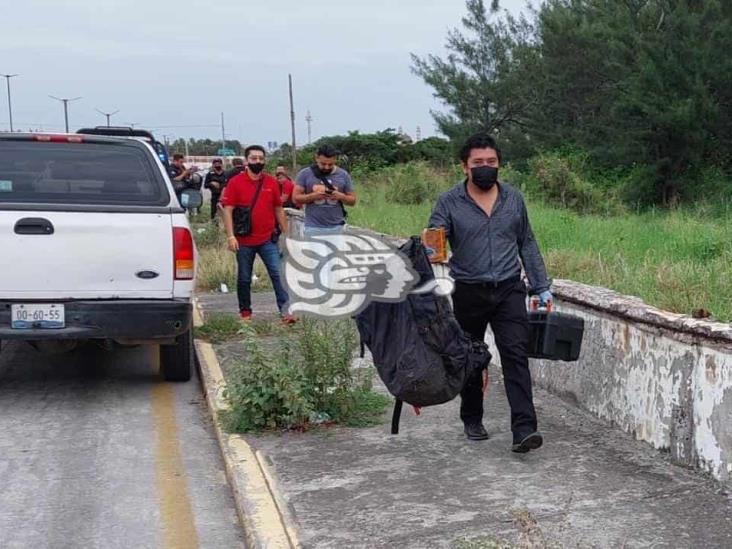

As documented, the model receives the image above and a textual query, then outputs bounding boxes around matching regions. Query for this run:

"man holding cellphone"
[293,144,357,235]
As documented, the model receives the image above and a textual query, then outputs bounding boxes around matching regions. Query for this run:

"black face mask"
[470,166,498,190]
[248,163,265,174]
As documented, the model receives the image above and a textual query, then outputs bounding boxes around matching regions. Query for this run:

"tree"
[167,138,244,156]
[530,0,732,205]
[410,0,536,152]
[415,0,732,206]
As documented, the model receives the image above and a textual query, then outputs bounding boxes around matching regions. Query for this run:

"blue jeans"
[236,241,289,314]
[303,224,345,236]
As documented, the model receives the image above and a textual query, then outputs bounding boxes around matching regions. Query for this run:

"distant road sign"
[217,147,235,156]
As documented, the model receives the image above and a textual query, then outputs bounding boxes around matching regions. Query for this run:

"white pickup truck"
[0,132,202,381]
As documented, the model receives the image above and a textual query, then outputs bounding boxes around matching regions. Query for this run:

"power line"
[95,108,119,127]
[305,109,313,145]
[49,95,82,133]
[1,74,19,132]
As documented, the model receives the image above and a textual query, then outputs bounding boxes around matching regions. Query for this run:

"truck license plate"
[11,304,65,329]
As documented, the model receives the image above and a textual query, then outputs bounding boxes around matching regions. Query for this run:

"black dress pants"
[451,278,538,442]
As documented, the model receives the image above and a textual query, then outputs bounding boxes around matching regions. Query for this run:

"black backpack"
[355,236,491,433]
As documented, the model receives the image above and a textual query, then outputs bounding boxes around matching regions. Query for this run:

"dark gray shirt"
[428,181,551,294]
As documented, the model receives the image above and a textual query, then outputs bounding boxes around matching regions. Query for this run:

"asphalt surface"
[0,339,245,549]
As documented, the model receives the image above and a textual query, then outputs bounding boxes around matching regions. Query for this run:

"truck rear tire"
[160,329,193,382]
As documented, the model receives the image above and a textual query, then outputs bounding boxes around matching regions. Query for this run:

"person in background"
[293,144,357,235]
[167,153,200,210]
[275,165,299,209]
[220,145,296,324]
[203,158,227,221]
[226,157,246,182]
[427,133,552,453]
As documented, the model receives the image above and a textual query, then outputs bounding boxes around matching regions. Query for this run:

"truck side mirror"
[180,189,203,209]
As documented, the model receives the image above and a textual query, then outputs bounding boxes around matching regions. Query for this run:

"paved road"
[0,340,245,549]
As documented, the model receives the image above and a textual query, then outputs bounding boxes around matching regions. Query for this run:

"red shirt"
[221,171,282,246]
[279,178,299,208]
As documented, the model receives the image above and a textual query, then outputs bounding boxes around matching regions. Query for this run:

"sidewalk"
[197,292,732,548]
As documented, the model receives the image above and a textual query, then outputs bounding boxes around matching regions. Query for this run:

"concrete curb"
[192,300,301,549]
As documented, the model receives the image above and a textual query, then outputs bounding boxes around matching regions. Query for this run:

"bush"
[297,318,360,421]
[384,162,453,205]
[222,318,389,432]
[525,152,624,215]
[222,324,313,432]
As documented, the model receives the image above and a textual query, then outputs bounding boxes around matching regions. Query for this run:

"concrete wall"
[284,211,732,483]
[531,281,732,483]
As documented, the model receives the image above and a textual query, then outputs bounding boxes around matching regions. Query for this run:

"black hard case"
[527,311,584,361]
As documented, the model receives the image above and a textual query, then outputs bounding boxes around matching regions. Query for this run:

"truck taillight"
[173,227,194,280]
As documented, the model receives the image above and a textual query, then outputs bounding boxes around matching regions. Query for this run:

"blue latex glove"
[539,290,553,307]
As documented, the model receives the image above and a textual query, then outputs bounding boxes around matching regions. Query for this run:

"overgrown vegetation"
[221,319,390,433]
[348,161,732,322]
[192,220,272,292]
[195,313,283,343]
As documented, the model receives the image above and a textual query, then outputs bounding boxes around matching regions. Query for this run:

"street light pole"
[95,108,119,127]
[49,95,82,133]
[1,74,18,132]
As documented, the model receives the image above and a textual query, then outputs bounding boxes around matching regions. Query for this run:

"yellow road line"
[151,348,200,549]
[196,339,299,548]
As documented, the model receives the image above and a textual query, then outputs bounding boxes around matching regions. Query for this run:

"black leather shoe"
[464,423,489,441]
[511,432,543,453]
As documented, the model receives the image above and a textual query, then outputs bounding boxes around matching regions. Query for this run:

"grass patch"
[452,536,515,549]
[221,318,390,433]
[196,313,287,343]
[195,313,242,343]
[348,168,732,321]
[192,221,273,293]
[188,202,212,224]
[342,388,392,428]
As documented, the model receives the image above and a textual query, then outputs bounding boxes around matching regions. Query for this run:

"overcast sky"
[3,0,529,145]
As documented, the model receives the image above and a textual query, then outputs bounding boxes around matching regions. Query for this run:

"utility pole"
[305,109,313,145]
[288,73,297,171]
[1,74,18,132]
[95,108,119,127]
[220,112,226,152]
[49,95,81,133]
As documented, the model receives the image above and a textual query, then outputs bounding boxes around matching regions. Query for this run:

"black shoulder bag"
[232,180,264,236]
[311,165,348,221]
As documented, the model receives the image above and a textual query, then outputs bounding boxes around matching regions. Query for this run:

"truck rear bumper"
[0,299,191,341]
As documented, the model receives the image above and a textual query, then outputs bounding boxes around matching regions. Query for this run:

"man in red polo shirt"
[221,145,296,323]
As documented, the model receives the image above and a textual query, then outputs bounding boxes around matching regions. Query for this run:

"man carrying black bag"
[427,134,553,453]
[220,145,296,324]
